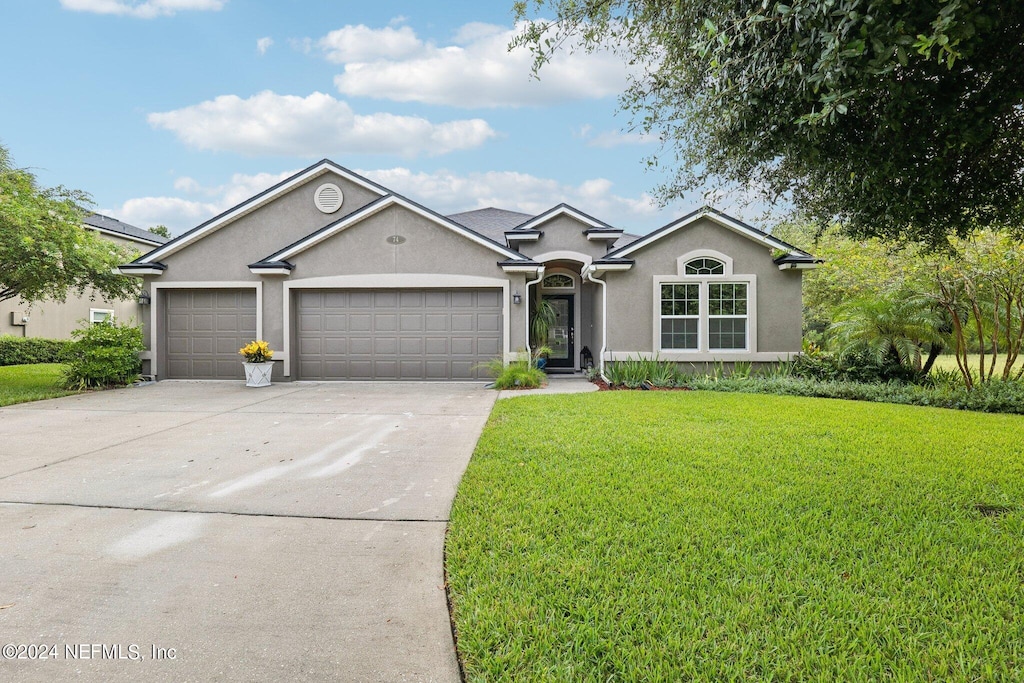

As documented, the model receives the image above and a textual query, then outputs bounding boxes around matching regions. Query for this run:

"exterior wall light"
[512,291,522,305]
[138,291,152,306]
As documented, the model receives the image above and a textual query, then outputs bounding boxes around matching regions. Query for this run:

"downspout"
[524,266,545,361]
[584,265,607,380]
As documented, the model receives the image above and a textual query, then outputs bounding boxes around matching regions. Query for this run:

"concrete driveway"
[0,381,496,682]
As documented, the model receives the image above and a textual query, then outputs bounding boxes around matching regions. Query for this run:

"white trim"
[778,262,821,270]
[88,225,165,248]
[590,262,632,273]
[676,249,733,276]
[249,267,292,276]
[500,264,542,274]
[269,195,524,262]
[513,206,609,232]
[281,274,511,378]
[605,351,794,362]
[585,232,622,241]
[150,282,263,381]
[505,232,540,242]
[140,161,386,263]
[89,308,115,324]
[531,250,593,266]
[653,274,757,355]
[118,267,164,277]
[612,209,804,259]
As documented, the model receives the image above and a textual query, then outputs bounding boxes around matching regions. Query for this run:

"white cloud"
[60,0,226,18]
[103,170,297,234]
[331,22,629,108]
[318,25,422,63]
[147,91,497,157]
[358,167,662,227]
[587,130,657,149]
[256,36,273,55]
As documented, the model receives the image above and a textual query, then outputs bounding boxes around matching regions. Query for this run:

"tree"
[514,1,1024,246]
[147,224,171,239]
[829,291,947,374]
[0,145,138,304]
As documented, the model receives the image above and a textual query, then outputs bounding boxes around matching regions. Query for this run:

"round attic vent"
[314,183,344,214]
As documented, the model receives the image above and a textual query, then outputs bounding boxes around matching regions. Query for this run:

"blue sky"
[1,0,761,236]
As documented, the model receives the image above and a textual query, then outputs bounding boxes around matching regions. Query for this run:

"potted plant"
[239,340,274,387]
[531,299,557,369]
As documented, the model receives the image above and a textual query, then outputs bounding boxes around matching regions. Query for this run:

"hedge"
[0,335,70,366]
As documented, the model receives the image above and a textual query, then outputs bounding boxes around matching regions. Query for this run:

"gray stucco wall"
[604,217,803,357]
[517,215,612,261]
[139,175,526,378]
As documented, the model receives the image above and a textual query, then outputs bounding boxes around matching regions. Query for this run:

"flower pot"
[243,361,273,388]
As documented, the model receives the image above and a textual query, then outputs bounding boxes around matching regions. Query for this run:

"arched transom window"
[684,258,725,275]
[541,273,574,289]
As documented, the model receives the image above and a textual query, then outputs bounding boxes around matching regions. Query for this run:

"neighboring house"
[119,159,820,382]
[1,214,168,339]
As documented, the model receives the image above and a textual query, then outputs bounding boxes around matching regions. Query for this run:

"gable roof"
[251,194,527,266]
[607,206,815,262]
[510,203,616,232]
[130,159,389,265]
[84,213,167,247]
[447,207,534,243]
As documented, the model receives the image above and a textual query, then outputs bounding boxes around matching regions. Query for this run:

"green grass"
[447,392,1024,681]
[0,363,76,406]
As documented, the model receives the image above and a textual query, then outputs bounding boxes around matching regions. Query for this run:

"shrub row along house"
[118,160,819,381]
[1,213,167,339]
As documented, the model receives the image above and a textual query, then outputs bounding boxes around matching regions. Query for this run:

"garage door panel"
[451,337,474,355]
[424,338,448,355]
[374,338,398,354]
[296,288,502,380]
[425,314,448,331]
[374,314,398,332]
[349,338,373,354]
[349,314,372,331]
[164,289,257,380]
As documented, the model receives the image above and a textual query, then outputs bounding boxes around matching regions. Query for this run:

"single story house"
[119,159,819,381]
[1,214,167,339]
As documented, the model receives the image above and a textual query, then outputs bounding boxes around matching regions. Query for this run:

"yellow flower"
[239,340,274,362]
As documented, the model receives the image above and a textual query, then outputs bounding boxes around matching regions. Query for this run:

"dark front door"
[543,295,574,370]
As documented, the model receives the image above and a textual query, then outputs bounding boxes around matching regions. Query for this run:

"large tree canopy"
[514,0,1024,246]
[0,145,138,304]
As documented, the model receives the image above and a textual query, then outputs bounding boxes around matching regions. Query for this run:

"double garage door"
[162,288,502,381]
[295,289,502,380]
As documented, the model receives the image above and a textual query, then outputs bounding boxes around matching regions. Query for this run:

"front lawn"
[0,363,75,406]
[446,392,1024,681]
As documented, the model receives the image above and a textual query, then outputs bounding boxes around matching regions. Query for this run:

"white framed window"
[708,283,748,350]
[89,308,114,324]
[660,283,700,350]
[654,250,755,355]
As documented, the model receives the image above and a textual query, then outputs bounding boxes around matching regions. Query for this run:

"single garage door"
[296,289,502,380]
[165,289,257,379]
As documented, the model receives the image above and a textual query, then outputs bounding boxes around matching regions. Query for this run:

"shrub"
[62,319,144,389]
[480,356,547,390]
[0,335,70,366]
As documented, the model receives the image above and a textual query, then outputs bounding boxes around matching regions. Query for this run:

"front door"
[543,295,574,370]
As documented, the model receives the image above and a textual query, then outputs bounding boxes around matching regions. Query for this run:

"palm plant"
[829,292,948,373]
[530,299,558,348]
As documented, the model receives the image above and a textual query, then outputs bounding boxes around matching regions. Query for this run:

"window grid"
[660,283,699,350]
[708,283,748,350]
[684,258,725,276]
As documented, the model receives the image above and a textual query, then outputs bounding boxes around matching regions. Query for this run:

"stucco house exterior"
[1,213,167,339]
[119,159,819,382]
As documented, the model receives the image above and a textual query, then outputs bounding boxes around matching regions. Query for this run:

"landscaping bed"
[447,391,1024,681]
